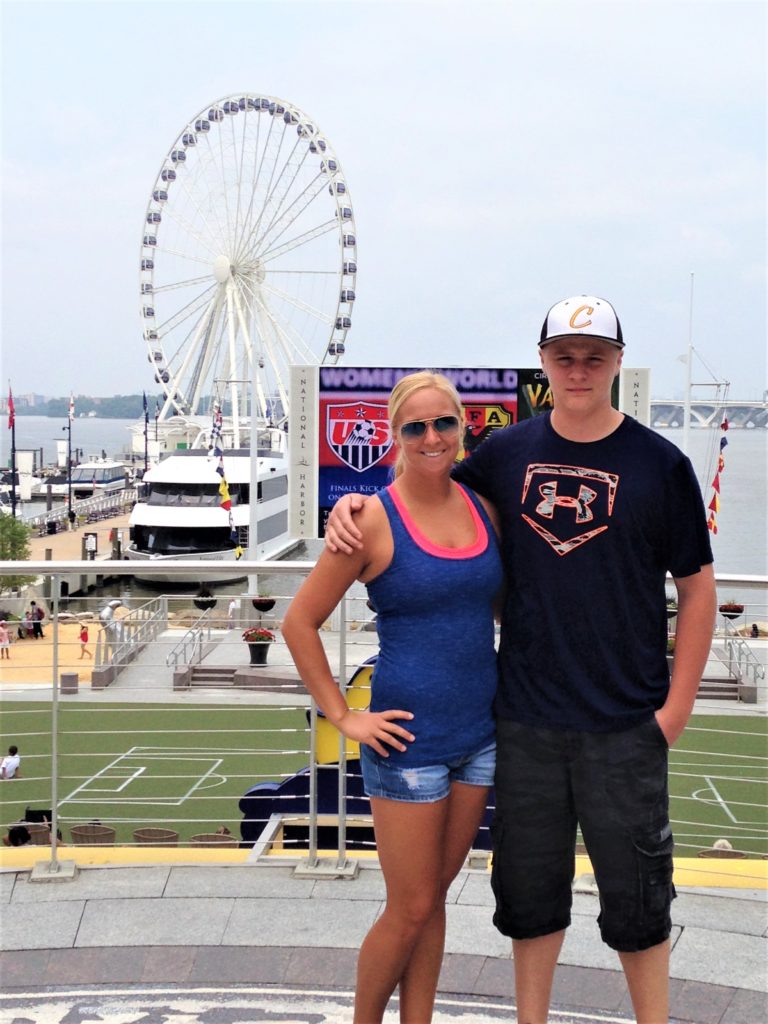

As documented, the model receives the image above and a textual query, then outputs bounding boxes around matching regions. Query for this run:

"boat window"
[258,475,288,501]
[132,525,236,555]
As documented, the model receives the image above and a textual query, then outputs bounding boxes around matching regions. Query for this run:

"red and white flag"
[7,386,14,430]
[69,393,75,422]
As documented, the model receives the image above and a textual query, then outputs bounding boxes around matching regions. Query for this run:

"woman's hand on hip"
[337,709,415,757]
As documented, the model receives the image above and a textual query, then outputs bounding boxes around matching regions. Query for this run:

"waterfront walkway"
[1,855,766,1023]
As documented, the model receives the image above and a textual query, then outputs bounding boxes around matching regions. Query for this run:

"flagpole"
[8,384,17,517]
[143,393,149,476]
[65,394,74,516]
[66,421,72,513]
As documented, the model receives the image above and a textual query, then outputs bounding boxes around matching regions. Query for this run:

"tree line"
[14,395,166,420]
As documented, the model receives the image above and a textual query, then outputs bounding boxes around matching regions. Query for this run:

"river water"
[4,416,766,586]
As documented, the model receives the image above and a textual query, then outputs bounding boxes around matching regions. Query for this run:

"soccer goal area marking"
[688,774,767,825]
[60,746,227,807]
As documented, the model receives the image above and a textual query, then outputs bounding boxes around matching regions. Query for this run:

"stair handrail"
[722,620,766,685]
[166,612,213,667]
[94,595,167,671]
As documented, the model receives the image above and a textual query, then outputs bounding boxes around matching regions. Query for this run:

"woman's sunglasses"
[399,415,460,440]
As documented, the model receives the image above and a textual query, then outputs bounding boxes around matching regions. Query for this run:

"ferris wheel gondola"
[139,94,356,434]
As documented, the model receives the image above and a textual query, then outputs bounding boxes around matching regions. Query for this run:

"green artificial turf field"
[0,701,310,844]
[1,705,766,854]
[669,717,767,857]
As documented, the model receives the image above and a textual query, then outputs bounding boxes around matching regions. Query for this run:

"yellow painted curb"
[1,849,766,889]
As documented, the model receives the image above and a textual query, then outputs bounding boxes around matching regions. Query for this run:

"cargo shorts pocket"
[632,822,676,924]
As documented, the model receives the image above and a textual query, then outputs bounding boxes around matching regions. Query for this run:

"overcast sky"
[1,0,765,402]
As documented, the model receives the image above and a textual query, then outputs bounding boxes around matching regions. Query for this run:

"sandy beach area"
[1,512,134,687]
[0,620,101,686]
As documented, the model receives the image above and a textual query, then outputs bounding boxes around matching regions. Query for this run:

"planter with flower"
[193,586,217,612]
[243,626,276,666]
[718,601,744,621]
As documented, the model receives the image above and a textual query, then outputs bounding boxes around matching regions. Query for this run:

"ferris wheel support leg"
[225,279,242,446]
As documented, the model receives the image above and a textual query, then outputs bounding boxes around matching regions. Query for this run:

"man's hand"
[654,707,685,747]
[324,493,368,553]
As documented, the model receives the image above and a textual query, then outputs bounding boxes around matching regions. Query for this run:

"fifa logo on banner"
[326,402,392,472]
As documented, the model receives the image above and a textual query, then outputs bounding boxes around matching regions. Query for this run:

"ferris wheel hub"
[213,254,232,284]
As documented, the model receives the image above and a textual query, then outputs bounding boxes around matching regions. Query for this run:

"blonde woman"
[283,371,502,1023]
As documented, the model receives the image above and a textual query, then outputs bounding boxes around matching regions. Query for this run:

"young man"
[1,745,21,780]
[325,296,717,1023]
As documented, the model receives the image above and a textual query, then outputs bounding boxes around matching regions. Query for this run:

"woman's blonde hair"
[388,371,464,478]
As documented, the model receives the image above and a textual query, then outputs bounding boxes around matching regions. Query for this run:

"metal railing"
[23,488,138,531]
[93,594,168,681]
[0,558,766,880]
[165,610,216,667]
[722,619,767,686]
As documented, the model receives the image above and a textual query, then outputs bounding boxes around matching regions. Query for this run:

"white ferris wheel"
[139,93,356,431]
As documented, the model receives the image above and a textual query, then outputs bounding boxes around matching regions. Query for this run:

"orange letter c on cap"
[569,305,594,330]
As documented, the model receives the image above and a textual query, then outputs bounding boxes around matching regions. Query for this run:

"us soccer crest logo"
[327,402,392,472]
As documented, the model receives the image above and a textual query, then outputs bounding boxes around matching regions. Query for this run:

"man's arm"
[324,493,369,553]
[324,426,501,553]
[655,563,717,745]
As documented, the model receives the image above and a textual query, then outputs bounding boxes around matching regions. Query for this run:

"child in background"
[79,623,92,659]
[0,620,10,659]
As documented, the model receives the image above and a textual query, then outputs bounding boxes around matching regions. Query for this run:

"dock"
[27,510,132,597]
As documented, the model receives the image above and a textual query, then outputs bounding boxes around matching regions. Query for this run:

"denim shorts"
[360,740,496,803]
[491,717,674,953]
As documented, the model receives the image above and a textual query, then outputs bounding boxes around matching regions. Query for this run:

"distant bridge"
[649,400,767,429]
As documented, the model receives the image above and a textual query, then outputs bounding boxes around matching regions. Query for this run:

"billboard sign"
[289,365,647,538]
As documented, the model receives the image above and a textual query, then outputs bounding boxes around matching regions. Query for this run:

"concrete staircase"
[188,665,237,687]
[697,646,740,701]
[183,662,306,694]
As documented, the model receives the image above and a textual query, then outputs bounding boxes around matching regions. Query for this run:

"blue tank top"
[365,483,502,766]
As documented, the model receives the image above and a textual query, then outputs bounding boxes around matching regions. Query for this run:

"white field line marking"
[60,754,133,805]
[697,777,738,823]
[61,750,223,807]
[81,767,147,794]
[672,770,767,784]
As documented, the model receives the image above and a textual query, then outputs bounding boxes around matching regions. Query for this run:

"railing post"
[50,575,60,871]
[294,583,358,879]
[306,702,319,869]
[336,593,349,869]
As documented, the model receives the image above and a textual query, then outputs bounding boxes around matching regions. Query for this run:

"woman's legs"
[398,782,490,1022]
[354,796,448,1022]
[353,783,489,1023]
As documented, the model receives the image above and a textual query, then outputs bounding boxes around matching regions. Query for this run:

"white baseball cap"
[540,295,624,349]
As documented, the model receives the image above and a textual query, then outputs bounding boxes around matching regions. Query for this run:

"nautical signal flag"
[219,477,232,510]
[7,387,14,430]
[707,415,730,535]
[143,391,149,423]
[209,403,242,558]
[68,394,75,422]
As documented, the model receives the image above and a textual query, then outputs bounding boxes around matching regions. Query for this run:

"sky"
[1,0,765,402]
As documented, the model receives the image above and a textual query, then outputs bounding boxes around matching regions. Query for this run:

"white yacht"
[124,424,289,584]
[69,459,130,499]
[32,459,129,500]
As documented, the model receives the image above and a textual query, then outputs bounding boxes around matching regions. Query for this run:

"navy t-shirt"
[453,413,713,732]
